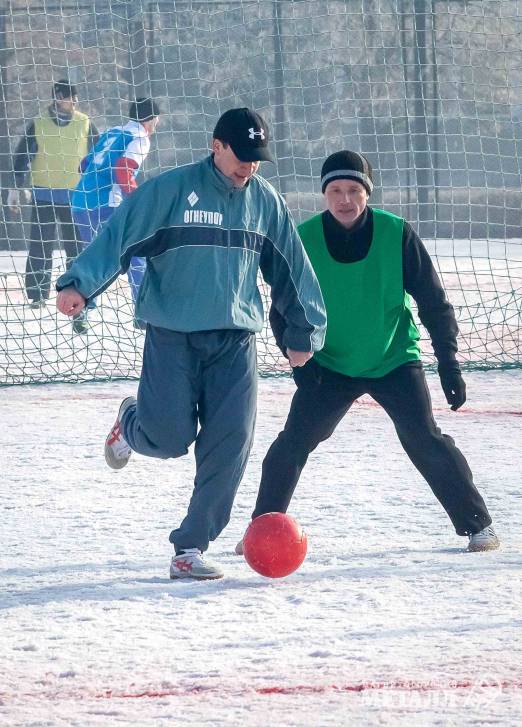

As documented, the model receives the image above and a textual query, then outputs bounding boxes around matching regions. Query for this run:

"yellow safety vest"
[30,110,90,190]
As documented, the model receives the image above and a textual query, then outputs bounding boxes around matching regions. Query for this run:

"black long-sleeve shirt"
[270,206,460,369]
[12,106,99,188]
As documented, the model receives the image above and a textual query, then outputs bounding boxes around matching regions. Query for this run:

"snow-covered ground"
[1,371,521,726]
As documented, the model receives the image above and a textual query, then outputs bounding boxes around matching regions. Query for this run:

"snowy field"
[1,370,521,726]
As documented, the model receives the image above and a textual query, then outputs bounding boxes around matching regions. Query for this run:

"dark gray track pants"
[122,326,258,553]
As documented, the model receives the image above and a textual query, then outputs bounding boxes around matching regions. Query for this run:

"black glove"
[438,364,466,411]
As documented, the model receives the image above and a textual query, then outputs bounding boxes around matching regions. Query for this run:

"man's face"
[212,140,260,188]
[143,116,160,136]
[324,178,369,228]
[55,96,78,115]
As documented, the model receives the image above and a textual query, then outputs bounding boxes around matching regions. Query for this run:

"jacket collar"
[47,104,74,127]
[123,120,149,137]
[323,206,369,240]
[204,154,250,195]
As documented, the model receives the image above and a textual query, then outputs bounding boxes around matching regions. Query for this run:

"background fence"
[0,0,521,383]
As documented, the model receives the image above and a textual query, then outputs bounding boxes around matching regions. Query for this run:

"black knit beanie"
[321,150,373,195]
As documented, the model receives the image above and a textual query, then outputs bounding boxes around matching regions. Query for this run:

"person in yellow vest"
[238,150,500,553]
[8,80,99,308]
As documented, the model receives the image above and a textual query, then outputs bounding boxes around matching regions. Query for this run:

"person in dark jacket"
[8,79,99,309]
[55,108,327,580]
[238,150,499,554]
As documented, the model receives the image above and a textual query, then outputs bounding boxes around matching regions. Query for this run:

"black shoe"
[28,298,46,309]
[72,311,89,335]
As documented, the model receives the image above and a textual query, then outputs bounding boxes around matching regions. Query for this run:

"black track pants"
[253,362,492,536]
[25,201,82,302]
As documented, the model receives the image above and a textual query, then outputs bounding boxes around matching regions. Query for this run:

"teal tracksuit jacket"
[57,154,326,353]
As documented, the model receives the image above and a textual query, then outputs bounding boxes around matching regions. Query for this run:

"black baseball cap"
[213,107,274,163]
[129,97,162,122]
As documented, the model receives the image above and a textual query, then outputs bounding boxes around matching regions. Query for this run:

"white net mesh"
[0,0,521,384]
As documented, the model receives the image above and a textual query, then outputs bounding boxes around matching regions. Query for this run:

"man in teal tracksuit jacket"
[56,108,326,580]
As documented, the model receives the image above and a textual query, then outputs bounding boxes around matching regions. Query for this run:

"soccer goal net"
[0,0,521,385]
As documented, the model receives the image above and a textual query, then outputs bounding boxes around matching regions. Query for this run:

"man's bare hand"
[56,287,86,316]
[287,349,313,367]
[7,189,21,215]
[7,189,31,215]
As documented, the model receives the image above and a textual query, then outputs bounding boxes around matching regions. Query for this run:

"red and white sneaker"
[104,396,136,470]
[170,549,223,580]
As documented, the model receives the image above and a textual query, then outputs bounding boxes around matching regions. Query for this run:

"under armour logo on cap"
[248,127,265,140]
[213,108,274,163]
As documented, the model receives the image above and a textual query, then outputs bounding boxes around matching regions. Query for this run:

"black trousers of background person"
[24,200,82,303]
[253,361,492,536]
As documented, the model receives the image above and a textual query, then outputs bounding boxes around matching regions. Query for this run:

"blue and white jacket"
[72,120,151,211]
[57,155,326,352]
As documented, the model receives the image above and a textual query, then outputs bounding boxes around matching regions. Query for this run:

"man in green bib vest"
[8,80,99,310]
[239,150,499,553]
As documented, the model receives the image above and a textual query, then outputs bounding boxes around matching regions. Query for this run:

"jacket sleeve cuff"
[437,359,461,375]
[281,327,315,353]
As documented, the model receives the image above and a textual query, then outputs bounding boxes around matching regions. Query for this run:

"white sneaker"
[468,525,500,552]
[170,549,224,580]
[234,539,244,555]
[104,397,136,470]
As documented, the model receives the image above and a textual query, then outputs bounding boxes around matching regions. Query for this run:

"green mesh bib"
[298,208,421,378]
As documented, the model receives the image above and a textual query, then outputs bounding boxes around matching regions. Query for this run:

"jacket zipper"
[226,190,233,326]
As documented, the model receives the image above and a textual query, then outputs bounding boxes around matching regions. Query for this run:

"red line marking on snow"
[445,406,522,417]
[12,393,522,417]
[353,400,522,417]
[95,679,521,699]
[2,679,521,702]
[0,679,522,704]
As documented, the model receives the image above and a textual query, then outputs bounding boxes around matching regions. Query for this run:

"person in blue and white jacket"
[71,97,161,332]
[56,107,327,581]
